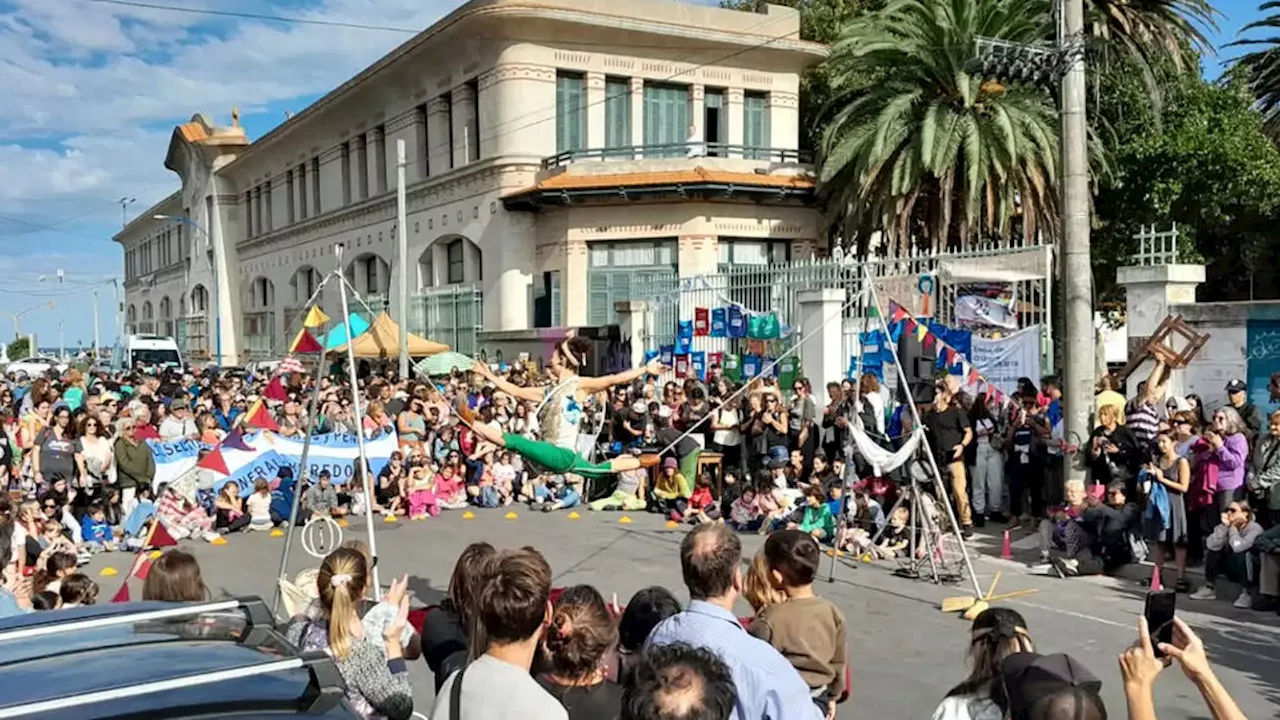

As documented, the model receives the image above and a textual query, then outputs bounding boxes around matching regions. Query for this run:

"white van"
[120,334,185,373]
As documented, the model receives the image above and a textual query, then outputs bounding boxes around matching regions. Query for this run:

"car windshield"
[132,349,181,367]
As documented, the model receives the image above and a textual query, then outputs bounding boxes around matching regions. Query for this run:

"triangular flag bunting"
[303,306,330,328]
[923,333,935,350]
[969,369,981,385]
[133,556,153,580]
[110,581,130,604]
[245,400,280,432]
[223,429,254,452]
[263,375,288,402]
[915,324,928,342]
[890,302,909,322]
[146,521,179,549]
[197,446,230,475]
[290,328,324,354]
[944,347,956,364]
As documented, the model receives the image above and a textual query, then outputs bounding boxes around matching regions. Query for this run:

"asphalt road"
[84,510,1280,719]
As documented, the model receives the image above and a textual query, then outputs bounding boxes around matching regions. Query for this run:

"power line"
[84,0,420,34]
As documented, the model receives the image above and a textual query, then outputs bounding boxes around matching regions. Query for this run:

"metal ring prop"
[301,516,344,559]
[916,274,935,295]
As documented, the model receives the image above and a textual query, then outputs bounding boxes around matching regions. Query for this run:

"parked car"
[4,355,69,378]
[0,596,359,719]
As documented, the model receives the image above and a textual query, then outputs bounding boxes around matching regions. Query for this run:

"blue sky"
[0,0,1267,351]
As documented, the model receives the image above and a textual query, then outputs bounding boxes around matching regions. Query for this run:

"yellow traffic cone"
[149,550,163,559]
[100,567,118,577]
[619,516,633,524]
[270,529,285,538]
[566,511,581,520]
[665,520,679,529]
[505,511,518,520]
[462,511,476,519]
[210,536,228,546]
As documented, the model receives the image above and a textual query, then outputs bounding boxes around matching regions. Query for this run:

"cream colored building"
[114,0,826,363]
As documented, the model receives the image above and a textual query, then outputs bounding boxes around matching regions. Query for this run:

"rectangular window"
[447,240,465,284]
[704,89,725,156]
[297,164,308,219]
[586,240,677,325]
[286,172,296,224]
[243,191,253,238]
[374,125,388,194]
[264,181,273,231]
[556,72,585,156]
[643,83,689,158]
[311,157,321,215]
[604,78,631,158]
[743,92,770,159]
[341,142,352,206]
[364,259,379,295]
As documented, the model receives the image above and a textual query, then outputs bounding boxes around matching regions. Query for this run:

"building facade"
[113,0,826,363]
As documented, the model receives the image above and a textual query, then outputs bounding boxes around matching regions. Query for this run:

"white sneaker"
[1189,587,1217,601]
[1233,591,1253,609]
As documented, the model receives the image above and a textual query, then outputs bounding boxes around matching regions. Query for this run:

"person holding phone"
[1119,616,1248,720]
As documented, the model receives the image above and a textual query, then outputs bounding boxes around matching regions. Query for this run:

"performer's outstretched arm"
[579,358,668,393]
[470,361,544,403]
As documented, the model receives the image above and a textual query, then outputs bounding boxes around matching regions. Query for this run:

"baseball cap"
[999,652,1104,719]
[1226,379,1247,394]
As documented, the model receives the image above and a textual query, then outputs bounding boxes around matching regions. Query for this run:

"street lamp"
[154,214,222,366]
[6,300,54,340]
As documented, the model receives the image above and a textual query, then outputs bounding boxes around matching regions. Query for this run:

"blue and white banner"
[147,430,398,497]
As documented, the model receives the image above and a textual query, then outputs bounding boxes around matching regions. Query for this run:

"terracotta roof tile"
[178,122,208,143]
[528,167,814,192]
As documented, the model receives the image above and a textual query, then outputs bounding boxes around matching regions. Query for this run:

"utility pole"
[396,138,409,379]
[93,288,101,360]
[976,0,1092,480]
[1059,0,1093,481]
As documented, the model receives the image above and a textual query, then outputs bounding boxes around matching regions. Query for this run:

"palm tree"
[819,0,1061,255]
[1232,1,1280,137]
[1087,0,1217,69]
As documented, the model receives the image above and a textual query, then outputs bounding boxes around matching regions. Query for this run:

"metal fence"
[1131,224,1181,266]
[634,244,1053,382]
[364,285,484,357]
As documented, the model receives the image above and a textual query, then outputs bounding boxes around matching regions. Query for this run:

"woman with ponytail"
[931,608,1035,720]
[536,585,623,719]
[285,547,414,720]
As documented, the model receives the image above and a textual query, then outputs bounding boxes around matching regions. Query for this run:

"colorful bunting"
[245,400,280,432]
[145,521,179,549]
[290,328,324,354]
[110,581,130,604]
[302,306,330,328]
[197,446,230,475]
[222,429,254,452]
[915,324,928,342]
[264,375,288,402]
[133,556,153,580]
[694,308,709,336]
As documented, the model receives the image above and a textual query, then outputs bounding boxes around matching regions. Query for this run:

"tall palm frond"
[819,0,1063,255]
[1230,1,1280,137]
[1086,0,1218,70]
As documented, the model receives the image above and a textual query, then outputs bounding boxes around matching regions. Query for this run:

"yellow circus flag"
[303,306,330,328]
[915,323,928,342]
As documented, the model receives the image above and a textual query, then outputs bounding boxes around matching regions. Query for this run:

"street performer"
[460,336,664,477]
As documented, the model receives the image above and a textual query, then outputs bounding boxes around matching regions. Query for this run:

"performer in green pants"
[462,422,659,477]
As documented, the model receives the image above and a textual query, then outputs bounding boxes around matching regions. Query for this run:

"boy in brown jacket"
[748,529,848,719]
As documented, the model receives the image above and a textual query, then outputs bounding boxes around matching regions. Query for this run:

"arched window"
[191,285,208,313]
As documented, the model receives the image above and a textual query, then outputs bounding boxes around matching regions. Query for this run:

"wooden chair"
[696,451,724,497]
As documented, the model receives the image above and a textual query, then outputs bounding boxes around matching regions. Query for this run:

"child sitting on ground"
[434,464,470,511]
[79,503,116,552]
[406,464,439,519]
[490,451,518,506]
[246,478,275,531]
[754,471,793,534]
[59,573,99,608]
[532,474,582,512]
[750,529,848,719]
[681,473,721,525]
[653,457,691,519]
[790,485,836,543]
[728,486,763,532]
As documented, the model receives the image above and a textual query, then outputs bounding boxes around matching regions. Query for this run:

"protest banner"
[967,325,1042,397]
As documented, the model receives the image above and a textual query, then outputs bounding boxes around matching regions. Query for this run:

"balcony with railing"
[507,142,817,211]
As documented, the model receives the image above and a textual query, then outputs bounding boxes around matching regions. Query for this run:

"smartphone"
[1144,590,1176,657]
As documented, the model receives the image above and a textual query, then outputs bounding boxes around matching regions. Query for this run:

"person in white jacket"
[1190,498,1264,608]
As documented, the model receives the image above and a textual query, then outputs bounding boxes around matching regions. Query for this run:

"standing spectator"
[789,379,818,486]
[1204,406,1251,508]
[74,414,115,505]
[623,643,737,720]
[925,384,973,537]
[113,417,154,517]
[32,405,77,488]
[1094,375,1126,427]
[647,523,822,720]
[132,403,160,442]
[537,585,625,719]
[159,400,197,441]
[1145,432,1192,593]
[1224,379,1263,439]
[432,547,567,720]
[1087,404,1141,499]
[968,393,1005,526]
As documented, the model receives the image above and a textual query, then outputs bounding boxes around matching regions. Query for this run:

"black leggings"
[216,509,250,532]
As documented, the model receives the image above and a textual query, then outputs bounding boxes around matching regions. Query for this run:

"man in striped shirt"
[1125,361,1168,459]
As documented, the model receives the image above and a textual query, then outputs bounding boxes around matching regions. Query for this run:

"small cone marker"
[100,567,118,577]
[337,519,349,528]
[1150,565,1163,592]
[619,516,633,524]
[1000,529,1014,560]
[270,529,285,538]
[505,511,518,519]
[462,511,476,519]
[210,536,228,546]
[861,554,873,563]
[566,511,581,520]
[384,515,397,523]
[149,550,163,559]
[666,520,679,529]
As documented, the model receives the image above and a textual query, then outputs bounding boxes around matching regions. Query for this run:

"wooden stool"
[697,452,724,497]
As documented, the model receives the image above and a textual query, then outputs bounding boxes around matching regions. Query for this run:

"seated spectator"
[622,643,737,720]
[788,485,835,543]
[680,474,721,525]
[931,608,1034,720]
[727,486,763,533]
[533,474,582,513]
[1190,498,1264,608]
[653,458,692,519]
[589,451,648,513]
[434,463,470,511]
[377,453,407,517]
[143,550,208,602]
[647,523,822,719]
[1060,482,1143,577]
[1037,479,1092,565]
[215,482,250,532]
[431,547,567,720]
[270,468,310,526]
[305,470,348,518]
[423,542,496,692]
[245,478,274,531]
[58,573,98,608]
[537,585,625,719]
[753,471,792,534]
[616,587,682,687]
[406,465,440,520]
[79,503,115,551]
[286,548,414,720]
[750,530,847,717]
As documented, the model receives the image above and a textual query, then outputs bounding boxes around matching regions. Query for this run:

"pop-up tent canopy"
[334,311,449,358]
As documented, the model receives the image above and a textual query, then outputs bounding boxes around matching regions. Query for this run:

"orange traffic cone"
[1000,529,1014,560]
[1150,564,1163,592]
